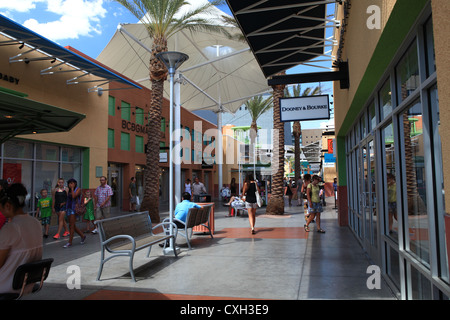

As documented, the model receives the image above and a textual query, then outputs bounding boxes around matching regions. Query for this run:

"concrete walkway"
[25,196,396,300]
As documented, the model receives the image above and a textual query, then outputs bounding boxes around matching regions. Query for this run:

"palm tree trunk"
[141,37,168,223]
[293,121,301,182]
[266,81,286,215]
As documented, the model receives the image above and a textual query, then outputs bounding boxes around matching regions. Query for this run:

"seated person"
[0,183,43,294]
[174,192,202,227]
[160,192,201,247]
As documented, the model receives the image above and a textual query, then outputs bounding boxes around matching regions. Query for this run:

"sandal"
[317,229,326,233]
[304,225,310,232]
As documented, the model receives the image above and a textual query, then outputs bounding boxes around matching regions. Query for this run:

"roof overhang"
[0,14,141,92]
[0,88,85,143]
[226,0,349,88]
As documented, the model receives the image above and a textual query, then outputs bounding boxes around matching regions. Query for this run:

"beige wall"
[333,0,397,135]
[432,0,450,212]
[0,37,108,189]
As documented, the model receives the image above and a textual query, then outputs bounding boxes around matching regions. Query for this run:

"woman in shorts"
[242,173,260,234]
[52,178,69,239]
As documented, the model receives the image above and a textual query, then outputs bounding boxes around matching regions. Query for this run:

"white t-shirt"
[0,214,43,293]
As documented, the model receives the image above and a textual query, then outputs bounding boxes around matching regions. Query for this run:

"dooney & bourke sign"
[279,95,330,122]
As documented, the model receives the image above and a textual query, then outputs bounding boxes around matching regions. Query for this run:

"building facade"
[106,80,218,210]
[333,0,449,299]
[0,24,115,216]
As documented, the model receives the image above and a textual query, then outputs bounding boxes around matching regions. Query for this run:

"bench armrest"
[154,221,178,235]
[102,234,136,252]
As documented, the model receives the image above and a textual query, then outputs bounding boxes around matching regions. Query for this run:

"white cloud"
[0,0,107,41]
[0,0,45,12]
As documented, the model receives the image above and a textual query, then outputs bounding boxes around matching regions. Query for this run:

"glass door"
[360,137,379,258]
[108,163,122,209]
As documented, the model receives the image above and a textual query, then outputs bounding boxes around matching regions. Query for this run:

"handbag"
[255,190,263,207]
[75,194,86,215]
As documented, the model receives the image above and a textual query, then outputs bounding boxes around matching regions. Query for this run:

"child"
[83,190,96,233]
[36,189,52,238]
[304,175,325,233]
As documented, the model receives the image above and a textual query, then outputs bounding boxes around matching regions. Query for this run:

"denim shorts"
[308,202,323,214]
[245,202,258,209]
[66,208,76,216]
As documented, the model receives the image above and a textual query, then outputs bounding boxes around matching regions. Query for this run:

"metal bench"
[164,205,213,249]
[94,211,178,282]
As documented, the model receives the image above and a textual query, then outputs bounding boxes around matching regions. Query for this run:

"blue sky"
[0,0,334,129]
[0,0,233,59]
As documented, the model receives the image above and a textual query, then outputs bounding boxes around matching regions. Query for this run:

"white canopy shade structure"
[97,0,272,208]
[96,2,271,114]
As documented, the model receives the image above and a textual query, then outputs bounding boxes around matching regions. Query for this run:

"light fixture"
[156,51,189,75]
[156,51,189,256]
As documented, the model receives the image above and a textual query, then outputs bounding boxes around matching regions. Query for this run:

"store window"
[108,96,115,116]
[396,42,419,103]
[108,129,115,148]
[382,123,398,242]
[135,135,144,153]
[1,140,83,214]
[380,78,392,120]
[401,100,430,266]
[424,17,436,77]
[121,101,131,121]
[121,132,130,151]
[136,107,144,125]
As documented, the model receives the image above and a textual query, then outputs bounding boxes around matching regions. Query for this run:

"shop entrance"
[108,163,122,209]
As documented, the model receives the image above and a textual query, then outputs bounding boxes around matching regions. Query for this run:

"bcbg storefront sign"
[121,120,148,134]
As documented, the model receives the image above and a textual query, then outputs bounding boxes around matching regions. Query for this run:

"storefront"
[106,79,218,211]
[0,15,139,215]
[333,0,450,299]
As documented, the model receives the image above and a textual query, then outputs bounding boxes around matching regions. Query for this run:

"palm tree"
[114,0,227,222]
[244,95,272,180]
[284,85,320,183]
[266,74,286,215]
[245,95,273,146]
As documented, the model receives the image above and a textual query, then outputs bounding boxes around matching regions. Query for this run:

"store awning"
[0,14,141,91]
[226,0,349,88]
[0,88,85,143]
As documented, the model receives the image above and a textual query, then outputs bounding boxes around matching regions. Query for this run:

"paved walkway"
[25,197,396,300]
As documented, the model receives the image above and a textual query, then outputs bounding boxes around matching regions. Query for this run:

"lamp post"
[156,51,189,256]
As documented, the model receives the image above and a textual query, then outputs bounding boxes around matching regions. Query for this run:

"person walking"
[0,183,43,294]
[83,190,95,233]
[35,188,52,238]
[52,178,69,240]
[192,177,206,202]
[63,178,86,248]
[94,176,113,226]
[184,179,192,197]
[297,175,303,206]
[129,177,137,212]
[304,175,325,233]
[301,174,311,222]
[242,173,260,234]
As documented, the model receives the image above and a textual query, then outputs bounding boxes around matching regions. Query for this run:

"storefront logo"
[0,72,19,85]
[121,120,148,134]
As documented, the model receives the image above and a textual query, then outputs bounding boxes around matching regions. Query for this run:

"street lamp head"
[156,51,189,75]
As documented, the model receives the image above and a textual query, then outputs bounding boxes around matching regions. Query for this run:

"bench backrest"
[185,208,199,229]
[184,205,212,229]
[200,205,212,224]
[96,211,153,248]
